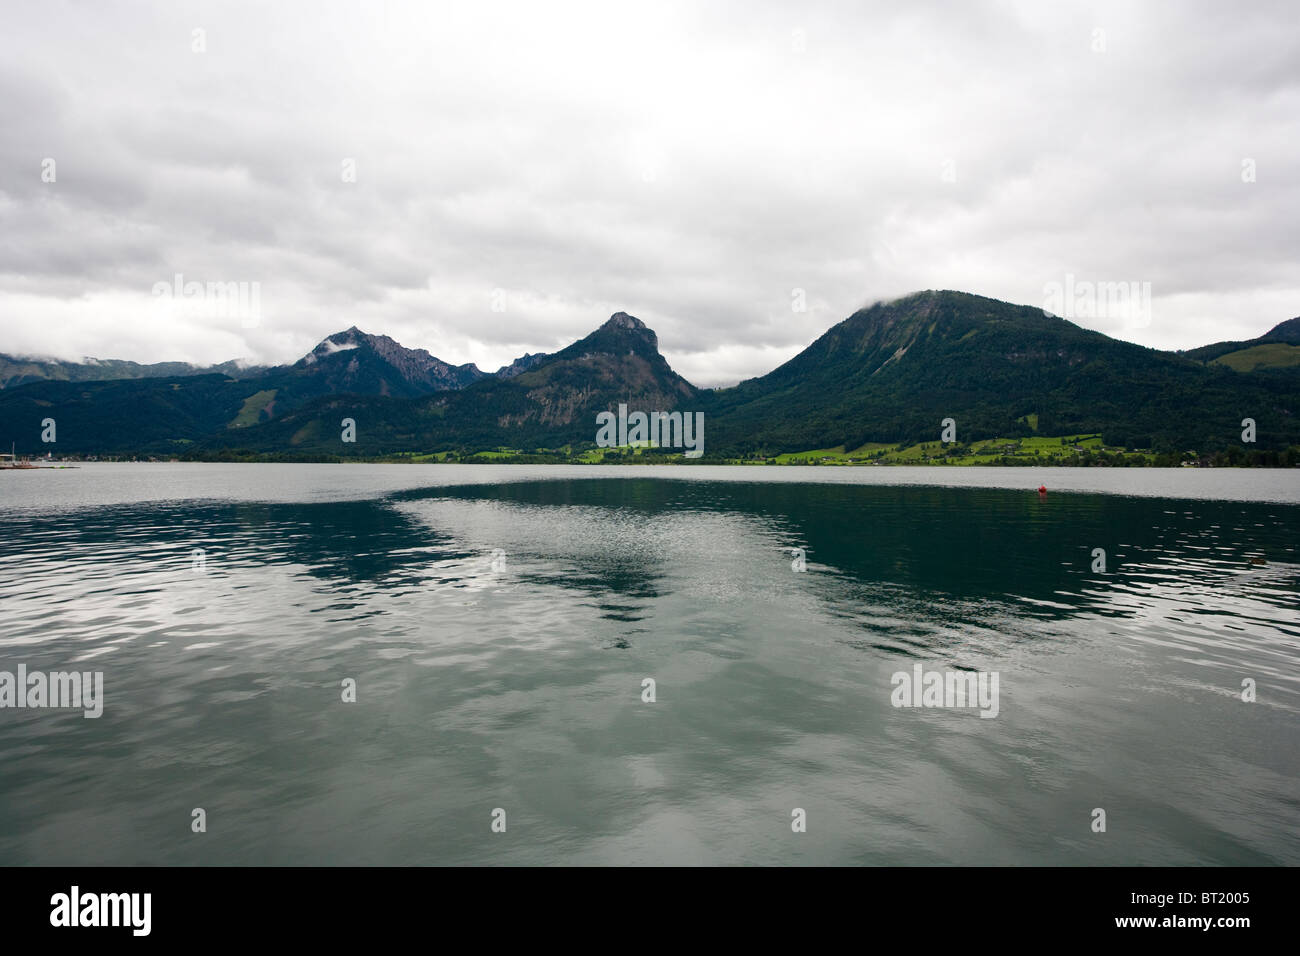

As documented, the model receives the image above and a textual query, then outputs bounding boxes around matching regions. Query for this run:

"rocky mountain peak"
[601,312,648,331]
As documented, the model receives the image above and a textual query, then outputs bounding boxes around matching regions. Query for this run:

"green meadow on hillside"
[769,434,1152,466]
[1211,343,1300,372]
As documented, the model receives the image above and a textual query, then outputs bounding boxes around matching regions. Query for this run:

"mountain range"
[1,291,1296,459]
[0,353,268,390]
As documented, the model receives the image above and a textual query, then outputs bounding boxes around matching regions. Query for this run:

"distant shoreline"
[23,456,1296,469]
[33,427,1293,468]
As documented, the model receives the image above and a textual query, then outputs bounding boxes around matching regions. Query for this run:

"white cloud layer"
[1,0,1297,385]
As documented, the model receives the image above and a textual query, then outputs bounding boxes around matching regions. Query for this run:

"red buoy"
[1037,485,1047,495]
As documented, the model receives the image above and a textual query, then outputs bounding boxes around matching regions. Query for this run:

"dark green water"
[1,464,1297,864]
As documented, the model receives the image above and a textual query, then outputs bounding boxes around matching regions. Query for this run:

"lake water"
[1,463,1297,865]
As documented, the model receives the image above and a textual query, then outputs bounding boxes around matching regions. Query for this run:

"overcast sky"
[1,0,1296,386]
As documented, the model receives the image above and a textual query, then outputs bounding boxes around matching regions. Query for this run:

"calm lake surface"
[1,463,1298,865]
